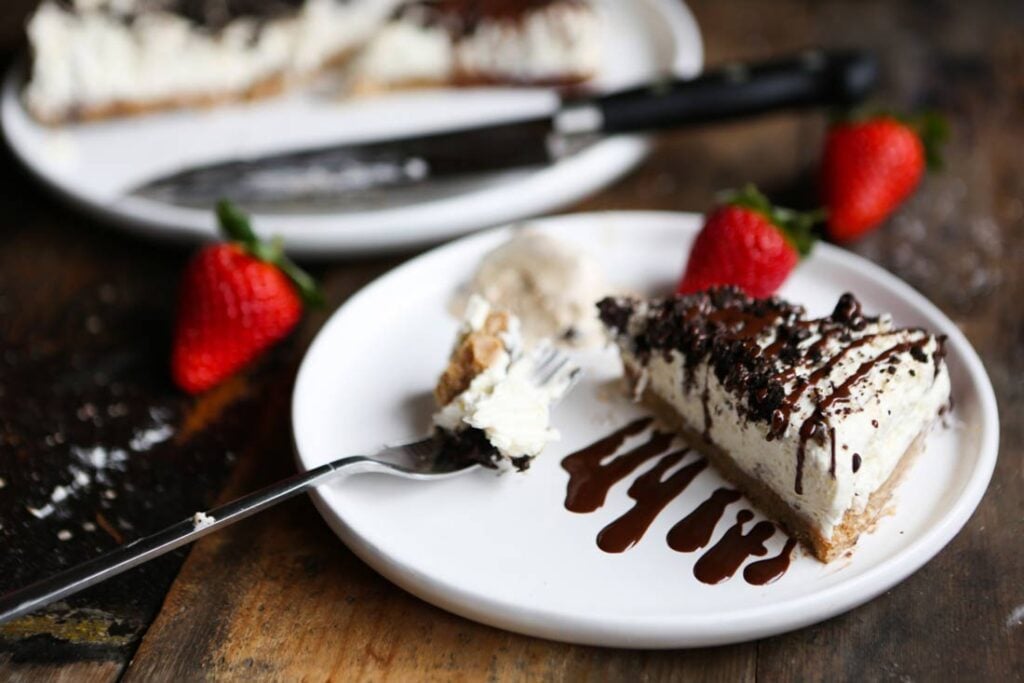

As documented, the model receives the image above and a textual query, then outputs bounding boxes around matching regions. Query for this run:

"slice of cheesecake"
[598,287,951,562]
[25,0,400,124]
[434,295,575,471]
[351,0,602,94]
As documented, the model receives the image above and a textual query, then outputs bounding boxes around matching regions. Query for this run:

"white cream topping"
[463,229,609,348]
[25,0,400,121]
[456,3,602,82]
[352,20,455,87]
[353,1,601,89]
[616,310,951,539]
[434,295,574,464]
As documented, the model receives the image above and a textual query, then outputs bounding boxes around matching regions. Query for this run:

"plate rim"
[291,210,999,648]
[0,0,704,258]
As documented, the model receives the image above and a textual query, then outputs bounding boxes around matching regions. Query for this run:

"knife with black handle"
[133,50,877,206]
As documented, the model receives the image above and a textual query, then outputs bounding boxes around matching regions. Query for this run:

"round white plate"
[292,212,998,648]
[1,0,701,257]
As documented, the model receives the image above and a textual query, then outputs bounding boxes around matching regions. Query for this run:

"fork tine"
[530,344,577,387]
[530,346,556,376]
[538,355,572,386]
[533,345,557,372]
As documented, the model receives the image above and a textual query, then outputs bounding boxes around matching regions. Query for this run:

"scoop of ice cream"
[464,229,607,348]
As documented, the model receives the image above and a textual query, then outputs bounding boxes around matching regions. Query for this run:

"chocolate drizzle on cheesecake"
[793,338,929,493]
[598,287,941,495]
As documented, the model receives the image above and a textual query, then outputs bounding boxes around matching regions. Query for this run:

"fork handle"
[0,457,365,625]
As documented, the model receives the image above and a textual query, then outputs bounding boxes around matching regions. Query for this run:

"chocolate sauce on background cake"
[63,0,313,30]
[396,0,584,37]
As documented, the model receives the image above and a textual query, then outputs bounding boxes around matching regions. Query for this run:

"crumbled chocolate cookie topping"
[435,426,500,469]
[60,0,310,31]
[596,287,898,427]
[395,0,582,38]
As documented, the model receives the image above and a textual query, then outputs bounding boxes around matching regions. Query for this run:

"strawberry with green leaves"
[821,112,947,242]
[172,202,321,394]
[677,186,818,299]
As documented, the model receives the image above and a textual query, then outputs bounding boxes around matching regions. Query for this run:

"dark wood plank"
[0,160,301,676]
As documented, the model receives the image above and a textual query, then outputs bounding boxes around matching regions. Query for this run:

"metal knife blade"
[132,117,561,208]
[131,51,879,210]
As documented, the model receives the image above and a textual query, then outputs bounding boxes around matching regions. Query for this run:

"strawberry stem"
[912,111,949,171]
[215,200,324,307]
[216,200,259,245]
[718,184,821,257]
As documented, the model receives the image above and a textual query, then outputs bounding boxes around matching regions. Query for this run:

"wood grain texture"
[0,0,1021,680]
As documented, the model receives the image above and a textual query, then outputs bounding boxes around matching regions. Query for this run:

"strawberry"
[677,186,818,299]
[821,112,947,242]
[172,201,321,394]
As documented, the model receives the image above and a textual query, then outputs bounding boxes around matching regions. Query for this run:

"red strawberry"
[172,202,321,394]
[822,112,947,242]
[677,186,817,299]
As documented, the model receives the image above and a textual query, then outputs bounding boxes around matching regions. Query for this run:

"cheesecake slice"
[598,287,951,562]
[25,0,400,124]
[351,0,602,93]
[434,295,576,471]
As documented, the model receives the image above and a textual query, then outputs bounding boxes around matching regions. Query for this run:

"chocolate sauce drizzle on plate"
[693,510,775,585]
[561,419,798,587]
[743,537,798,585]
[560,417,657,513]
[666,487,741,552]
[597,451,705,553]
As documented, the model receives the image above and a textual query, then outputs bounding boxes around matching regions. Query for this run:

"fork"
[0,348,579,625]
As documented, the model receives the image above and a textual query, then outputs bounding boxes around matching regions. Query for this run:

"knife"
[132,50,877,208]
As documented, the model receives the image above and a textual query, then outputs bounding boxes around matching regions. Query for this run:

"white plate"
[0,0,701,257]
[292,212,998,648]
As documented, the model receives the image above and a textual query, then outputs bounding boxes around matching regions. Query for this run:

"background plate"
[292,212,998,648]
[1,0,702,256]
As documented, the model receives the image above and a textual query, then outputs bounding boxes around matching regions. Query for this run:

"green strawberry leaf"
[912,111,949,171]
[215,200,324,308]
[718,184,823,258]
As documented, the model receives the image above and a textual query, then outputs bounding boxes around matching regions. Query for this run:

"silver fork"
[0,348,579,625]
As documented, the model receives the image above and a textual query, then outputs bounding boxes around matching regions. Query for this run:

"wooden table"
[2,1,1022,680]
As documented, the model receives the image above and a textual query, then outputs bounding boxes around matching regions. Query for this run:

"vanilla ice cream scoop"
[463,229,608,348]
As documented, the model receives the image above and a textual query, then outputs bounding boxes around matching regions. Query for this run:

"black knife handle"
[586,50,877,134]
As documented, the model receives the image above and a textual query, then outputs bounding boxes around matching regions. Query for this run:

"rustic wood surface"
[1,0,1022,680]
